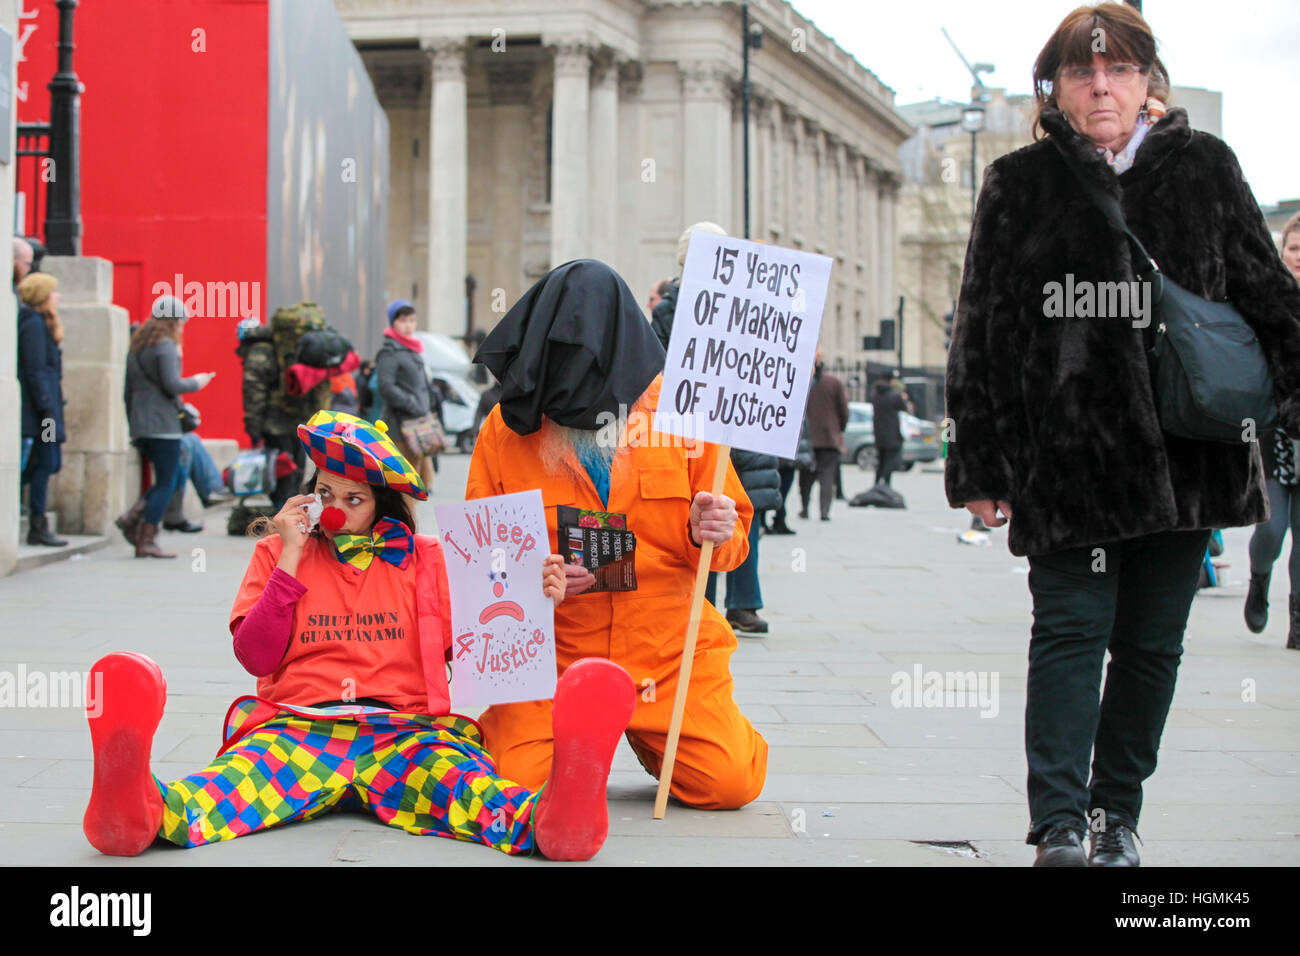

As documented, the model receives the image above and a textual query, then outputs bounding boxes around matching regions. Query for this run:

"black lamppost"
[740,3,763,239]
[45,0,83,255]
[960,102,985,222]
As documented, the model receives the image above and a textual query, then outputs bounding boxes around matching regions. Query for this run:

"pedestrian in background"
[871,373,911,487]
[17,273,68,547]
[945,4,1300,867]
[119,295,215,558]
[799,348,848,522]
[707,448,781,634]
[12,236,33,289]
[1244,211,1300,648]
[356,358,378,420]
[376,299,440,490]
[651,221,727,352]
[646,277,673,320]
[329,368,360,415]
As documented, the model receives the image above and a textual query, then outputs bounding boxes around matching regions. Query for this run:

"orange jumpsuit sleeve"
[466,408,507,501]
[685,439,753,574]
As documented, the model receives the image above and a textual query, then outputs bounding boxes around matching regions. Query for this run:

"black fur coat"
[945,107,1300,557]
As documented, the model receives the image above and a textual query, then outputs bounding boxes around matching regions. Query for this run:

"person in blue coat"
[707,448,782,634]
[16,273,68,547]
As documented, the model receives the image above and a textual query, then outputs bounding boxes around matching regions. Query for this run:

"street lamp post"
[740,3,763,239]
[45,0,83,255]
[960,102,986,223]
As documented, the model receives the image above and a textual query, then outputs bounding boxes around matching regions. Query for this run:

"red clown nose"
[321,506,346,531]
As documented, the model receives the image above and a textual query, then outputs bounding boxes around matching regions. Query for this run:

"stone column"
[424,38,468,335]
[44,257,131,536]
[861,160,880,321]
[681,61,732,231]
[550,38,592,267]
[587,50,619,266]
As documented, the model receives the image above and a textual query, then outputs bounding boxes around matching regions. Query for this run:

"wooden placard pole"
[653,445,732,819]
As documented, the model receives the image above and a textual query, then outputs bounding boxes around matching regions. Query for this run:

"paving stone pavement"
[1,453,1296,866]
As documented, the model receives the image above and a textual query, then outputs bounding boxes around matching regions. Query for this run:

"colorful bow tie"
[331,518,414,571]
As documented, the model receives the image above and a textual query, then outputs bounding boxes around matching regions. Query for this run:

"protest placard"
[656,231,834,459]
[650,232,833,819]
[434,490,556,709]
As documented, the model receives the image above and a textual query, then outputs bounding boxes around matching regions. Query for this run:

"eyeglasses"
[1059,63,1146,87]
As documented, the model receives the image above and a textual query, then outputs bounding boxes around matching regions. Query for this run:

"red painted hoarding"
[17,0,269,443]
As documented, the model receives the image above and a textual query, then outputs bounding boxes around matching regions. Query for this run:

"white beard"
[539,418,618,476]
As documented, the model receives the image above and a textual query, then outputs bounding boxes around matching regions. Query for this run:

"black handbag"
[179,402,200,433]
[1057,148,1279,443]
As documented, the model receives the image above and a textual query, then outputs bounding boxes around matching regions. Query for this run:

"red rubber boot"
[83,652,167,856]
[532,657,636,861]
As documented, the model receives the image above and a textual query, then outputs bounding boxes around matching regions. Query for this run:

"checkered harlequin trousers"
[155,709,539,855]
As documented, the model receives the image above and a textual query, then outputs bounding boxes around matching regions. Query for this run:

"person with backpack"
[235,303,336,511]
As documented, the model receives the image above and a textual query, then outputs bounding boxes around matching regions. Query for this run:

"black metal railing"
[827,358,947,423]
[16,122,51,242]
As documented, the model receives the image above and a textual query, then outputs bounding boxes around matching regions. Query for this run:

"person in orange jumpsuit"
[467,259,769,810]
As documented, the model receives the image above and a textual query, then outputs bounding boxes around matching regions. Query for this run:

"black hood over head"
[474,259,666,435]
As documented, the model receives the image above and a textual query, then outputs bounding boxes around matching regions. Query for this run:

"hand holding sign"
[435,490,557,709]
[689,491,738,545]
[542,553,566,606]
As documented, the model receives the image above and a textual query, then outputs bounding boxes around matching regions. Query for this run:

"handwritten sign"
[435,490,556,709]
[656,231,833,459]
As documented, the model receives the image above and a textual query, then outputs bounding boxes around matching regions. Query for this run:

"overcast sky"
[788,0,1298,206]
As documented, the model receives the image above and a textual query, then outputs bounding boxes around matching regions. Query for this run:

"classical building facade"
[335,0,913,365]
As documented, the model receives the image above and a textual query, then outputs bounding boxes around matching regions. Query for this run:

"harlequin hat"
[296,410,429,500]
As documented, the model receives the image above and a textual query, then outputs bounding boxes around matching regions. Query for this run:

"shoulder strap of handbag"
[1053,142,1161,281]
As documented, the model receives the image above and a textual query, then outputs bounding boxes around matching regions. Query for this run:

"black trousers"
[875,445,903,486]
[798,448,839,519]
[1024,528,1210,843]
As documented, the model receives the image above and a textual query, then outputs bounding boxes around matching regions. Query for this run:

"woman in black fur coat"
[944,3,1300,868]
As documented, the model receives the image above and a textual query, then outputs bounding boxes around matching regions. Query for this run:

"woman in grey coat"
[376,300,441,490]
[117,296,214,558]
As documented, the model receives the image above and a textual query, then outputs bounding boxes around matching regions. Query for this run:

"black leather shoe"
[1033,825,1087,867]
[162,519,204,533]
[726,608,769,635]
[1089,822,1141,867]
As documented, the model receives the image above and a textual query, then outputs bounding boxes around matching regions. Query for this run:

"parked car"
[413,332,484,453]
[840,401,940,471]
